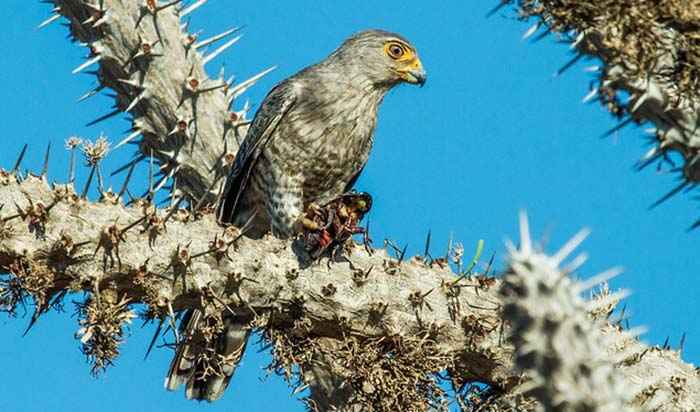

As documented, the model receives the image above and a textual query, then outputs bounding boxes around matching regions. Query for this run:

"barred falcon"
[166,29,426,401]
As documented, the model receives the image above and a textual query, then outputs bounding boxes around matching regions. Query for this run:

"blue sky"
[1,1,698,411]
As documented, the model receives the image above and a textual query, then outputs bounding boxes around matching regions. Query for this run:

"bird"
[165,29,426,401]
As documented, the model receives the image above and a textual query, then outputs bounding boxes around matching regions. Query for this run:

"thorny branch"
[497,1,700,217]
[1,173,699,410]
[50,0,271,204]
[8,0,699,410]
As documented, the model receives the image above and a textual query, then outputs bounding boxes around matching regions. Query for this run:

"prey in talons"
[299,192,373,259]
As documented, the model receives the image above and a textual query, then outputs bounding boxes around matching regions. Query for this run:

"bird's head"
[330,29,427,88]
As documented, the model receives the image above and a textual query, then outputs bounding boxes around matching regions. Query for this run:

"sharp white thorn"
[575,267,623,293]
[562,252,588,274]
[93,14,109,28]
[630,92,648,113]
[230,66,276,100]
[641,146,658,162]
[72,55,102,74]
[114,130,142,150]
[78,87,102,102]
[154,167,178,193]
[522,22,540,40]
[180,0,208,18]
[195,27,240,49]
[202,35,242,66]
[38,13,61,29]
[582,87,598,103]
[125,91,147,112]
[518,211,531,255]
[552,228,591,265]
[570,32,585,49]
[117,77,143,88]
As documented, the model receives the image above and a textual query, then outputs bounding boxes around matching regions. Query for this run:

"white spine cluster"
[500,213,638,411]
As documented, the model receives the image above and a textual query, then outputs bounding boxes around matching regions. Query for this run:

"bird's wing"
[218,82,298,223]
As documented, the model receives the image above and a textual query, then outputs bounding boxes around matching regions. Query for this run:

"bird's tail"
[165,309,250,402]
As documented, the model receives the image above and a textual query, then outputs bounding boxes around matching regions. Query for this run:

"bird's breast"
[270,92,380,203]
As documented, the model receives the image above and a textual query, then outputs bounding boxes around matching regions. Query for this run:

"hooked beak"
[400,59,427,87]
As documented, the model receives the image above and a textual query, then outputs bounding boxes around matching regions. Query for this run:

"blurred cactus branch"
[499,1,700,211]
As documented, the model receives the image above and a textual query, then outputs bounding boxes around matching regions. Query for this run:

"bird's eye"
[386,43,405,59]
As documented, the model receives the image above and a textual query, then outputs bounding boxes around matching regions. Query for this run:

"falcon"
[166,29,426,401]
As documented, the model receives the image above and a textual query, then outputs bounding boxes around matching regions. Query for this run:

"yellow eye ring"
[385,42,405,60]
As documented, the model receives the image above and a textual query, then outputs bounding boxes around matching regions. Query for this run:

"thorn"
[12,144,28,173]
[92,13,110,29]
[153,165,178,195]
[86,108,121,127]
[38,12,61,29]
[630,91,649,113]
[398,244,408,264]
[202,35,242,66]
[22,310,43,336]
[522,22,541,40]
[193,174,223,213]
[532,27,552,43]
[170,177,179,207]
[518,210,531,255]
[78,85,105,102]
[41,142,51,177]
[650,181,689,209]
[228,66,276,103]
[582,87,598,103]
[680,332,687,354]
[163,195,187,224]
[111,154,146,176]
[552,228,590,265]
[194,27,241,50]
[114,130,142,151]
[635,147,661,172]
[82,166,96,198]
[125,90,147,112]
[485,0,508,17]
[570,31,585,49]
[484,252,496,276]
[117,162,136,201]
[72,55,102,74]
[423,229,431,258]
[554,53,584,77]
[148,150,154,199]
[600,117,634,139]
[120,215,148,234]
[180,0,208,17]
[662,336,670,350]
[575,267,623,293]
[117,77,145,89]
[144,318,165,360]
[67,145,78,184]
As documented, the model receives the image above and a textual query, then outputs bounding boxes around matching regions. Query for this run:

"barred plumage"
[166,29,425,402]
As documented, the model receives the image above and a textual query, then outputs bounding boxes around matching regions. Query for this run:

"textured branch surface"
[500,1,700,207]
[2,175,699,410]
[52,0,270,203]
